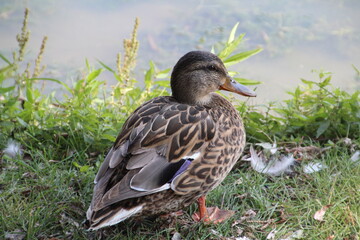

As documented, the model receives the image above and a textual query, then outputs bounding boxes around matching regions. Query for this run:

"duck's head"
[171,51,256,105]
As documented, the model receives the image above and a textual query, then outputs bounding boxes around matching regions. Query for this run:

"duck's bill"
[219,77,257,97]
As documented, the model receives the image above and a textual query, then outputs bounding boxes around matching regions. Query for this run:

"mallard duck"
[86,51,256,230]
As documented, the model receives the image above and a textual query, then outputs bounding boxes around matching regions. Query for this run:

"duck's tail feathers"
[86,205,143,230]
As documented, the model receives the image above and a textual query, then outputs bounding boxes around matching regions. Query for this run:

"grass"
[1,143,359,239]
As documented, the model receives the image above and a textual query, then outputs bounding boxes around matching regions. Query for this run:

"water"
[1,0,359,103]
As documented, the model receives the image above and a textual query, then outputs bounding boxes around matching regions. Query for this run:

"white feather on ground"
[349,150,360,163]
[249,145,295,176]
[255,142,278,154]
[303,162,327,174]
[3,139,23,159]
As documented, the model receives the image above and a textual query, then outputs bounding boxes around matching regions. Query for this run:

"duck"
[85,50,256,230]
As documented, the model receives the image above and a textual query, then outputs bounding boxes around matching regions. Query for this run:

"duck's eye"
[208,65,217,71]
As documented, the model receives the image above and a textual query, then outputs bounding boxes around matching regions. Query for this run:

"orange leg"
[197,195,210,222]
[192,195,235,224]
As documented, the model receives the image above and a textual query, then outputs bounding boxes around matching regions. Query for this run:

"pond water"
[1,0,359,103]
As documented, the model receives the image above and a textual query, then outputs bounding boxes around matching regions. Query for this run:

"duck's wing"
[89,96,216,212]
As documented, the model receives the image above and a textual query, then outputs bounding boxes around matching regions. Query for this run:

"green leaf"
[98,60,115,73]
[85,59,90,70]
[301,79,316,85]
[294,87,301,98]
[28,77,72,93]
[145,61,155,88]
[80,165,90,172]
[228,22,239,44]
[320,76,331,87]
[227,71,238,77]
[293,113,308,121]
[73,162,81,168]
[318,71,331,79]
[87,69,103,82]
[234,77,262,85]
[218,33,245,60]
[352,64,360,75]
[316,120,330,138]
[26,87,33,103]
[119,87,134,95]
[224,48,263,66]
[156,68,171,79]
[248,112,264,120]
[16,117,28,127]
[74,79,85,93]
[27,77,62,84]
[155,80,170,88]
[102,134,116,142]
[0,64,14,77]
[0,86,15,94]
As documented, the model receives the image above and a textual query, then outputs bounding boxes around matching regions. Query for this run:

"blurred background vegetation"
[1,0,359,102]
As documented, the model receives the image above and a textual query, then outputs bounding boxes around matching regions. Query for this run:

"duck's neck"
[173,92,214,106]
[193,94,213,105]
[203,93,236,110]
